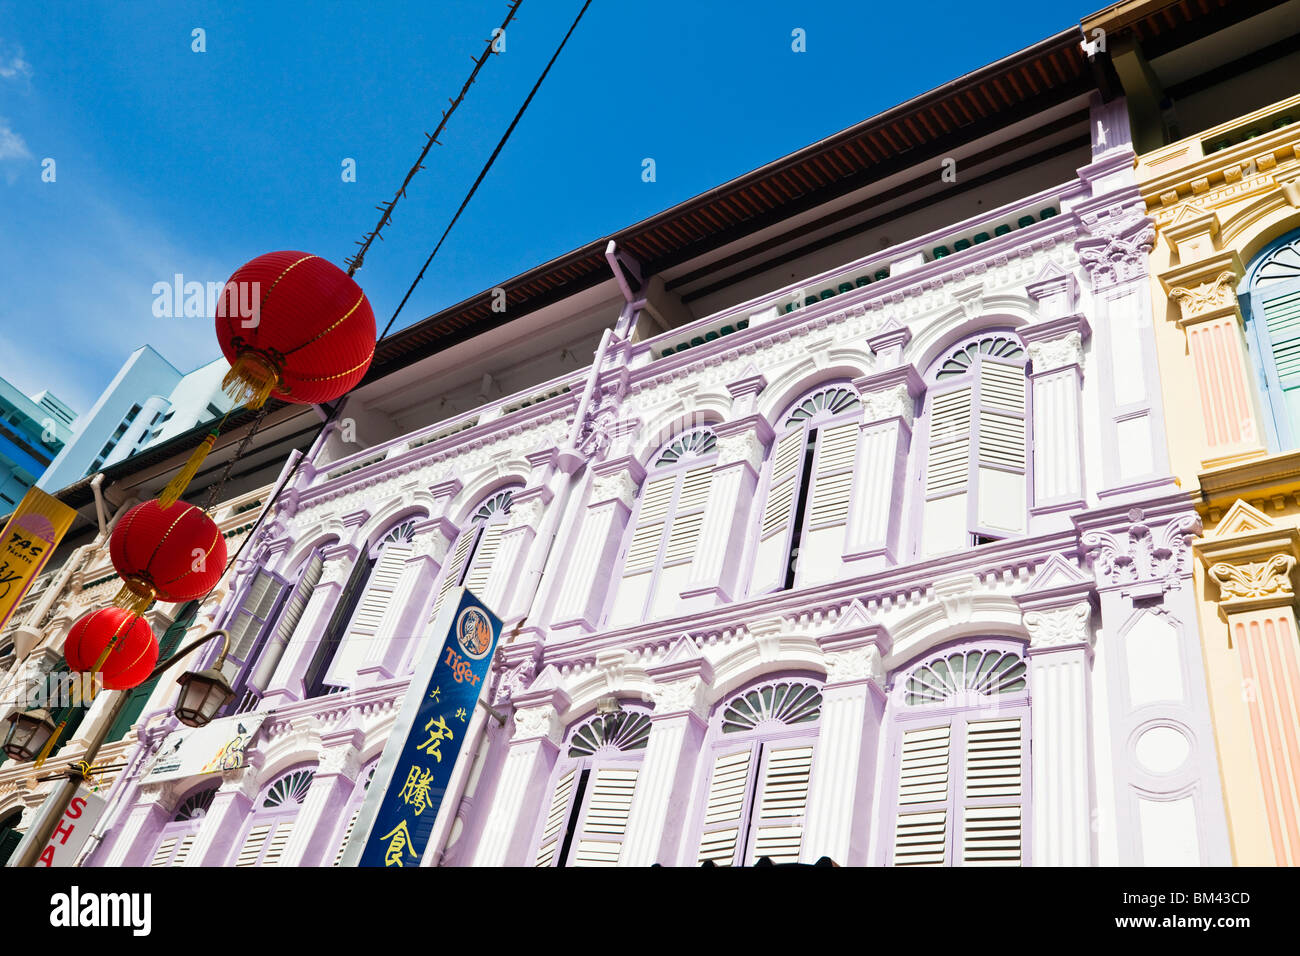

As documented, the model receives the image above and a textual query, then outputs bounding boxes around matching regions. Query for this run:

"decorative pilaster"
[470,674,569,867]
[1076,498,1231,866]
[279,734,363,866]
[1015,553,1097,866]
[1022,309,1090,527]
[100,787,170,867]
[801,602,890,866]
[1195,499,1300,866]
[186,765,261,866]
[485,487,549,620]
[550,458,644,635]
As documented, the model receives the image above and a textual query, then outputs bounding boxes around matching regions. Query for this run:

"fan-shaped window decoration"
[262,769,315,809]
[752,384,864,595]
[936,335,1025,379]
[173,787,217,822]
[903,649,1027,706]
[473,491,513,523]
[605,431,719,627]
[568,711,652,757]
[785,386,861,426]
[533,709,652,867]
[721,681,822,733]
[654,428,717,467]
[1244,231,1300,450]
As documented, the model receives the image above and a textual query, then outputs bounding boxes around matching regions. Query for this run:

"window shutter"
[922,385,973,555]
[806,422,857,529]
[649,465,713,618]
[227,571,287,664]
[247,553,324,693]
[534,767,578,867]
[893,724,952,866]
[235,823,273,867]
[333,808,361,867]
[975,360,1027,535]
[1258,284,1300,441]
[571,765,640,866]
[961,716,1024,866]
[463,521,507,596]
[149,836,179,867]
[429,527,478,624]
[261,821,294,866]
[748,744,813,864]
[696,748,755,866]
[606,474,676,627]
[750,430,806,593]
[324,543,411,688]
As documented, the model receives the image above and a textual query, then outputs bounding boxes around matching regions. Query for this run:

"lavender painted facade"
[81,93,1231,869]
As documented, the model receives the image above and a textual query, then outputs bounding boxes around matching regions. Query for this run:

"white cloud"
[0,120,31,161]
[0,42,32,81]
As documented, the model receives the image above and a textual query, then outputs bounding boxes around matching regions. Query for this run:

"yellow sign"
[0,487,77,631]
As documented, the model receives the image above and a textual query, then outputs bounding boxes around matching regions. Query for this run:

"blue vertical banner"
[354,589,503,867]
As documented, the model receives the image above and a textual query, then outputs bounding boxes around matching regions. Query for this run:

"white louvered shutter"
[797,420,858,586]
[974,359,1027,535]
[607,474,676,627]
[750,429,807,593]
[893,724,952,866]
[235,823,273,867]
[649,464,713,618]
[534,767,578,867]
[696,748,755,866]
[429,527,478,624]
[923,385,973,555]
[571,765,640,866]
[324,543,412,688]
[333,809,360,867]
[226,571,287,666]
[747,743,813,864]
[249,553,324,693]
[960,716,1025,866]
[150,832,195,867]
[463,521,507,596]
[261,821,294,866]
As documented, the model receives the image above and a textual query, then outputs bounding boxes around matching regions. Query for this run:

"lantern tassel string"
[190,2,591,616]
[378,0,594,341]
[203,402,273,514]
[344,0,524,278]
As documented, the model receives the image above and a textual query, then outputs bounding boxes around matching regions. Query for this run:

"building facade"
[0,376,73,513]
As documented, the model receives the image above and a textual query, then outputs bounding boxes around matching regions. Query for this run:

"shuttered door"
[150,831,196,867]
[797,420,858,586]
[226,571,288,666]
[571,765,640,866]
[923,385,973,555]
[649,464,714,619]
[235,823,273,867]
[747,744,814,864]
[324,543,412,688]
[892,724,952,866]
[607,474,676,626]
[960,716,1025,866]
[696,749,755,866]
[750,430,807,594]
[534,768,578,867]
[974,359,1027,535]
[248,553,324,694]
[429,527,478,624]
[1258,282,1300,444]
[463,521,507,597]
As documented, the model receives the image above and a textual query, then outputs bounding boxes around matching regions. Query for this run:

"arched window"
[751,385,862,594]
[331,761,377,866]
[533,708,653,867]
[920,333,1028,556]
[693,680,823,866]
[1243,230,1300,450]
[0,808,23,866]
[147,784,218,867]
[886,641,1030,867]
[428,487,520,622]
[304,521,417,699]
[606,427,718,626]
[234,767,316,867]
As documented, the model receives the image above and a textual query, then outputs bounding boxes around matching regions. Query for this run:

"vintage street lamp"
[3,709,57,762]
[7,628,232,868]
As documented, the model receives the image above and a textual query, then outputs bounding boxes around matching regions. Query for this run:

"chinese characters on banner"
[358,589,503,867]
[0,487,77,631]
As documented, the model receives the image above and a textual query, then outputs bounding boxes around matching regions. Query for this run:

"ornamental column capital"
[1195,500,1300,613]
[851,365,923,427]
[1159,251,1245,329]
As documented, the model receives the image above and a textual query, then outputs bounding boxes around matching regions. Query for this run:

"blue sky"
[0,0,1078,413]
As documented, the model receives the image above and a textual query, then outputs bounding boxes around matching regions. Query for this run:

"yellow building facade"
[1138,93,1300,866]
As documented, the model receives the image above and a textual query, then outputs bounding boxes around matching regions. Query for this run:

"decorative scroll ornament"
[1209,554,1296,600]
[513,704,560,742]
[493,657,536,705]
[1023,602,1092,649]
[1081,508,1201,590]
[860,384,915,426]
[825,645,885,685]
[591,469,640,509]
[1027,332,1084,373]
[716,430,765,471]
[649,676,709,716]
[577,383,623,459]
[1076,208,1155,290]
[1169,271,1238,320]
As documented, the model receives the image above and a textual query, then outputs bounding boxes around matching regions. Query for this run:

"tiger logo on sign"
[456,606,494,660]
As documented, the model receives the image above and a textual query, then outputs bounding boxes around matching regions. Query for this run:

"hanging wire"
[345,1,524,277]
[190,0,594,615]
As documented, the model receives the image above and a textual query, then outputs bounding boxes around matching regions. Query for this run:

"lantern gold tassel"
[222,351,281,410]
[112,581,155,615]
[158,432,218,509]
[33,720,67,769]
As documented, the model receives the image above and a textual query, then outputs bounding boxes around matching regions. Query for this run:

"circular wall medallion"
[1135,725,1191,774]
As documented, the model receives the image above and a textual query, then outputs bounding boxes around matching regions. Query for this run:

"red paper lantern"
[64,608,159,690]
[215,250,376,408]
[110,500,228,611]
